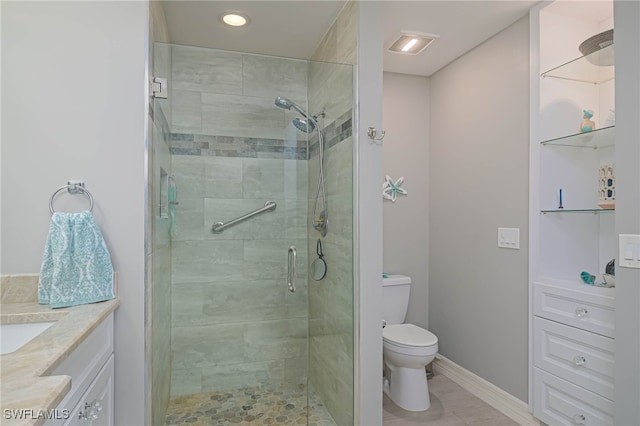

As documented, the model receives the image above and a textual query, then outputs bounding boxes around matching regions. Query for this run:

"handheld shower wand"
[274,97,328,236]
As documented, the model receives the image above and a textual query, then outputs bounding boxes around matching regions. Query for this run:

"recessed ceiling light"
[219,12,251,27]
[387,31,439,55]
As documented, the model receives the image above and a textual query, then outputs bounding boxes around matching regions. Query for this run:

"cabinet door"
[66,354,114,426]
[534,317,614,399]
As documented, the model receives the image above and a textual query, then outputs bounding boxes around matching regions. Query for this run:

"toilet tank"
[382,275,411,325]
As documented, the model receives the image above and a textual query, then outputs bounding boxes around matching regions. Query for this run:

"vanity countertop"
[0,299,119,425]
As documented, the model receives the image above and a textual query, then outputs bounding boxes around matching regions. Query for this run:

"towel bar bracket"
[67,181,85,193]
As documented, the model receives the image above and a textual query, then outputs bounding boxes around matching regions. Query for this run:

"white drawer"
[533,368,613,426]
[533,317,614,400]
[65,354,114,426]
[533,281,614,338]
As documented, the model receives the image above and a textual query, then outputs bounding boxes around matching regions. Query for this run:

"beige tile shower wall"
[169,46,310,396]
[148,3,172,424]
[311,0,358,65]
[307,2,357,425]
[308,61,354,127]
[171,45,308,140]
[170,156,309,395]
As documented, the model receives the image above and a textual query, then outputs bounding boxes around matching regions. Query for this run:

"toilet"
[382,274,438,412]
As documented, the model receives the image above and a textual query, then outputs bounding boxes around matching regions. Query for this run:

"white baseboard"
[433,354,539,426]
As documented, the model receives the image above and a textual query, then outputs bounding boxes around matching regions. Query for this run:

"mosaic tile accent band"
[169,110,352,161]
[309,111,352,158]
[165,383,336,426]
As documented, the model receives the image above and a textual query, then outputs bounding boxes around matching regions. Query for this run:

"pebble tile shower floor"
[165,383,337,426]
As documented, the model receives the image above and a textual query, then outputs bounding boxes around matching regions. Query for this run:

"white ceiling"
[162,0,539,77]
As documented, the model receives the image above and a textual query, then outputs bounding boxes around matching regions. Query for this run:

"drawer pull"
[78,399,103,422]
[573,414,587,424]
[573,355,587,366]
[575,307,589,318]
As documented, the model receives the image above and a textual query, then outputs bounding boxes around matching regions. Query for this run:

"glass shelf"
[541,44,614,84]
[541,125,614,148]
[541,208,614,214]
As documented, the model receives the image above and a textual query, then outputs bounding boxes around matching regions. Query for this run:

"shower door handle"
[287,246,297,293]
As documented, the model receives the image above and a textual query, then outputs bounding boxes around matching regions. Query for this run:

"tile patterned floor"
[165,383,336,426]
[165,373,517,425]
[383,373,519,426]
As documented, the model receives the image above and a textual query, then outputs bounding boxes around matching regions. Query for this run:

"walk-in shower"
[148,42,354,426]
[275,96,328,237]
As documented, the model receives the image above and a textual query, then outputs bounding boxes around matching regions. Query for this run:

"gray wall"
[1,3,147,424]
[428,17,530,402]
[382,72,430,329]
[356,2,384,424]
[613,0,640,423]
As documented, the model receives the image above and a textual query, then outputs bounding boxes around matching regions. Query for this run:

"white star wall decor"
[382,175,407,202]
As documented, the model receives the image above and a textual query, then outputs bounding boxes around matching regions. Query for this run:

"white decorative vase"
[598,164,615,209]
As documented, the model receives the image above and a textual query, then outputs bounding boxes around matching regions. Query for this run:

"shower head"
[292,117,316,133]
[275,96,319,133]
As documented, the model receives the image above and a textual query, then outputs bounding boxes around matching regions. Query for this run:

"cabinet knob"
[573,355,587,366]
[78,399,103,422]
[573,414,587,425]
[575,307,589,318]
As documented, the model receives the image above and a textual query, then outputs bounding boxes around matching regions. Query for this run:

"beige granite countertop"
[1,275,119,425]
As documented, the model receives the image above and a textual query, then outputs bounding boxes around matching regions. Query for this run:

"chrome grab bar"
[287,246,297,293]
[211,201,277,233]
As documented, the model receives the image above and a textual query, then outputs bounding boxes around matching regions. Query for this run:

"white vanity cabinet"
[529,2,616,425]
[532,281,615,425]
[46,313,114,426]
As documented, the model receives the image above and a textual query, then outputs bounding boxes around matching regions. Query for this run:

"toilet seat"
[383,324,438,348]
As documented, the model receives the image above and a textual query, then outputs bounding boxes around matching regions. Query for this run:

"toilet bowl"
[383,323,438,411]
[382,275,439,412]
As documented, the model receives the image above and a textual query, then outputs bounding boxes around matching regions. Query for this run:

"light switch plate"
[498,228,520,249]
[619,234,640,269]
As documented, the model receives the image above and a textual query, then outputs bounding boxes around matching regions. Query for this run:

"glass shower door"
[149,42,354,426]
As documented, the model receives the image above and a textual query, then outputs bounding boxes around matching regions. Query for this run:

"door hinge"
[152,77,168,99]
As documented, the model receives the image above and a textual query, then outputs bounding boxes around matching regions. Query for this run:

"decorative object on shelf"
[602,274,615,287]
[598,163,615,209]
[605,258,615,276]
[602,258,615,287]
[367,127,386,145]
[382,175,407,202]
[580,271,596,285]
[579,28,614,66]
[580,109,596,133]
[558,188,564,209]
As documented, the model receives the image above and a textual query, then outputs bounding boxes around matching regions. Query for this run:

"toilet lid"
[383,324,438,347]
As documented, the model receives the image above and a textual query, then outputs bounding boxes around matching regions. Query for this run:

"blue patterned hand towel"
[39,211,115,309]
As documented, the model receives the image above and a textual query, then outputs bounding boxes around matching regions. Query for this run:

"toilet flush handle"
[382,319,387,328]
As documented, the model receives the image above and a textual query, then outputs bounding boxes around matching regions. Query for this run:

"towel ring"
[49,183,94,214]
